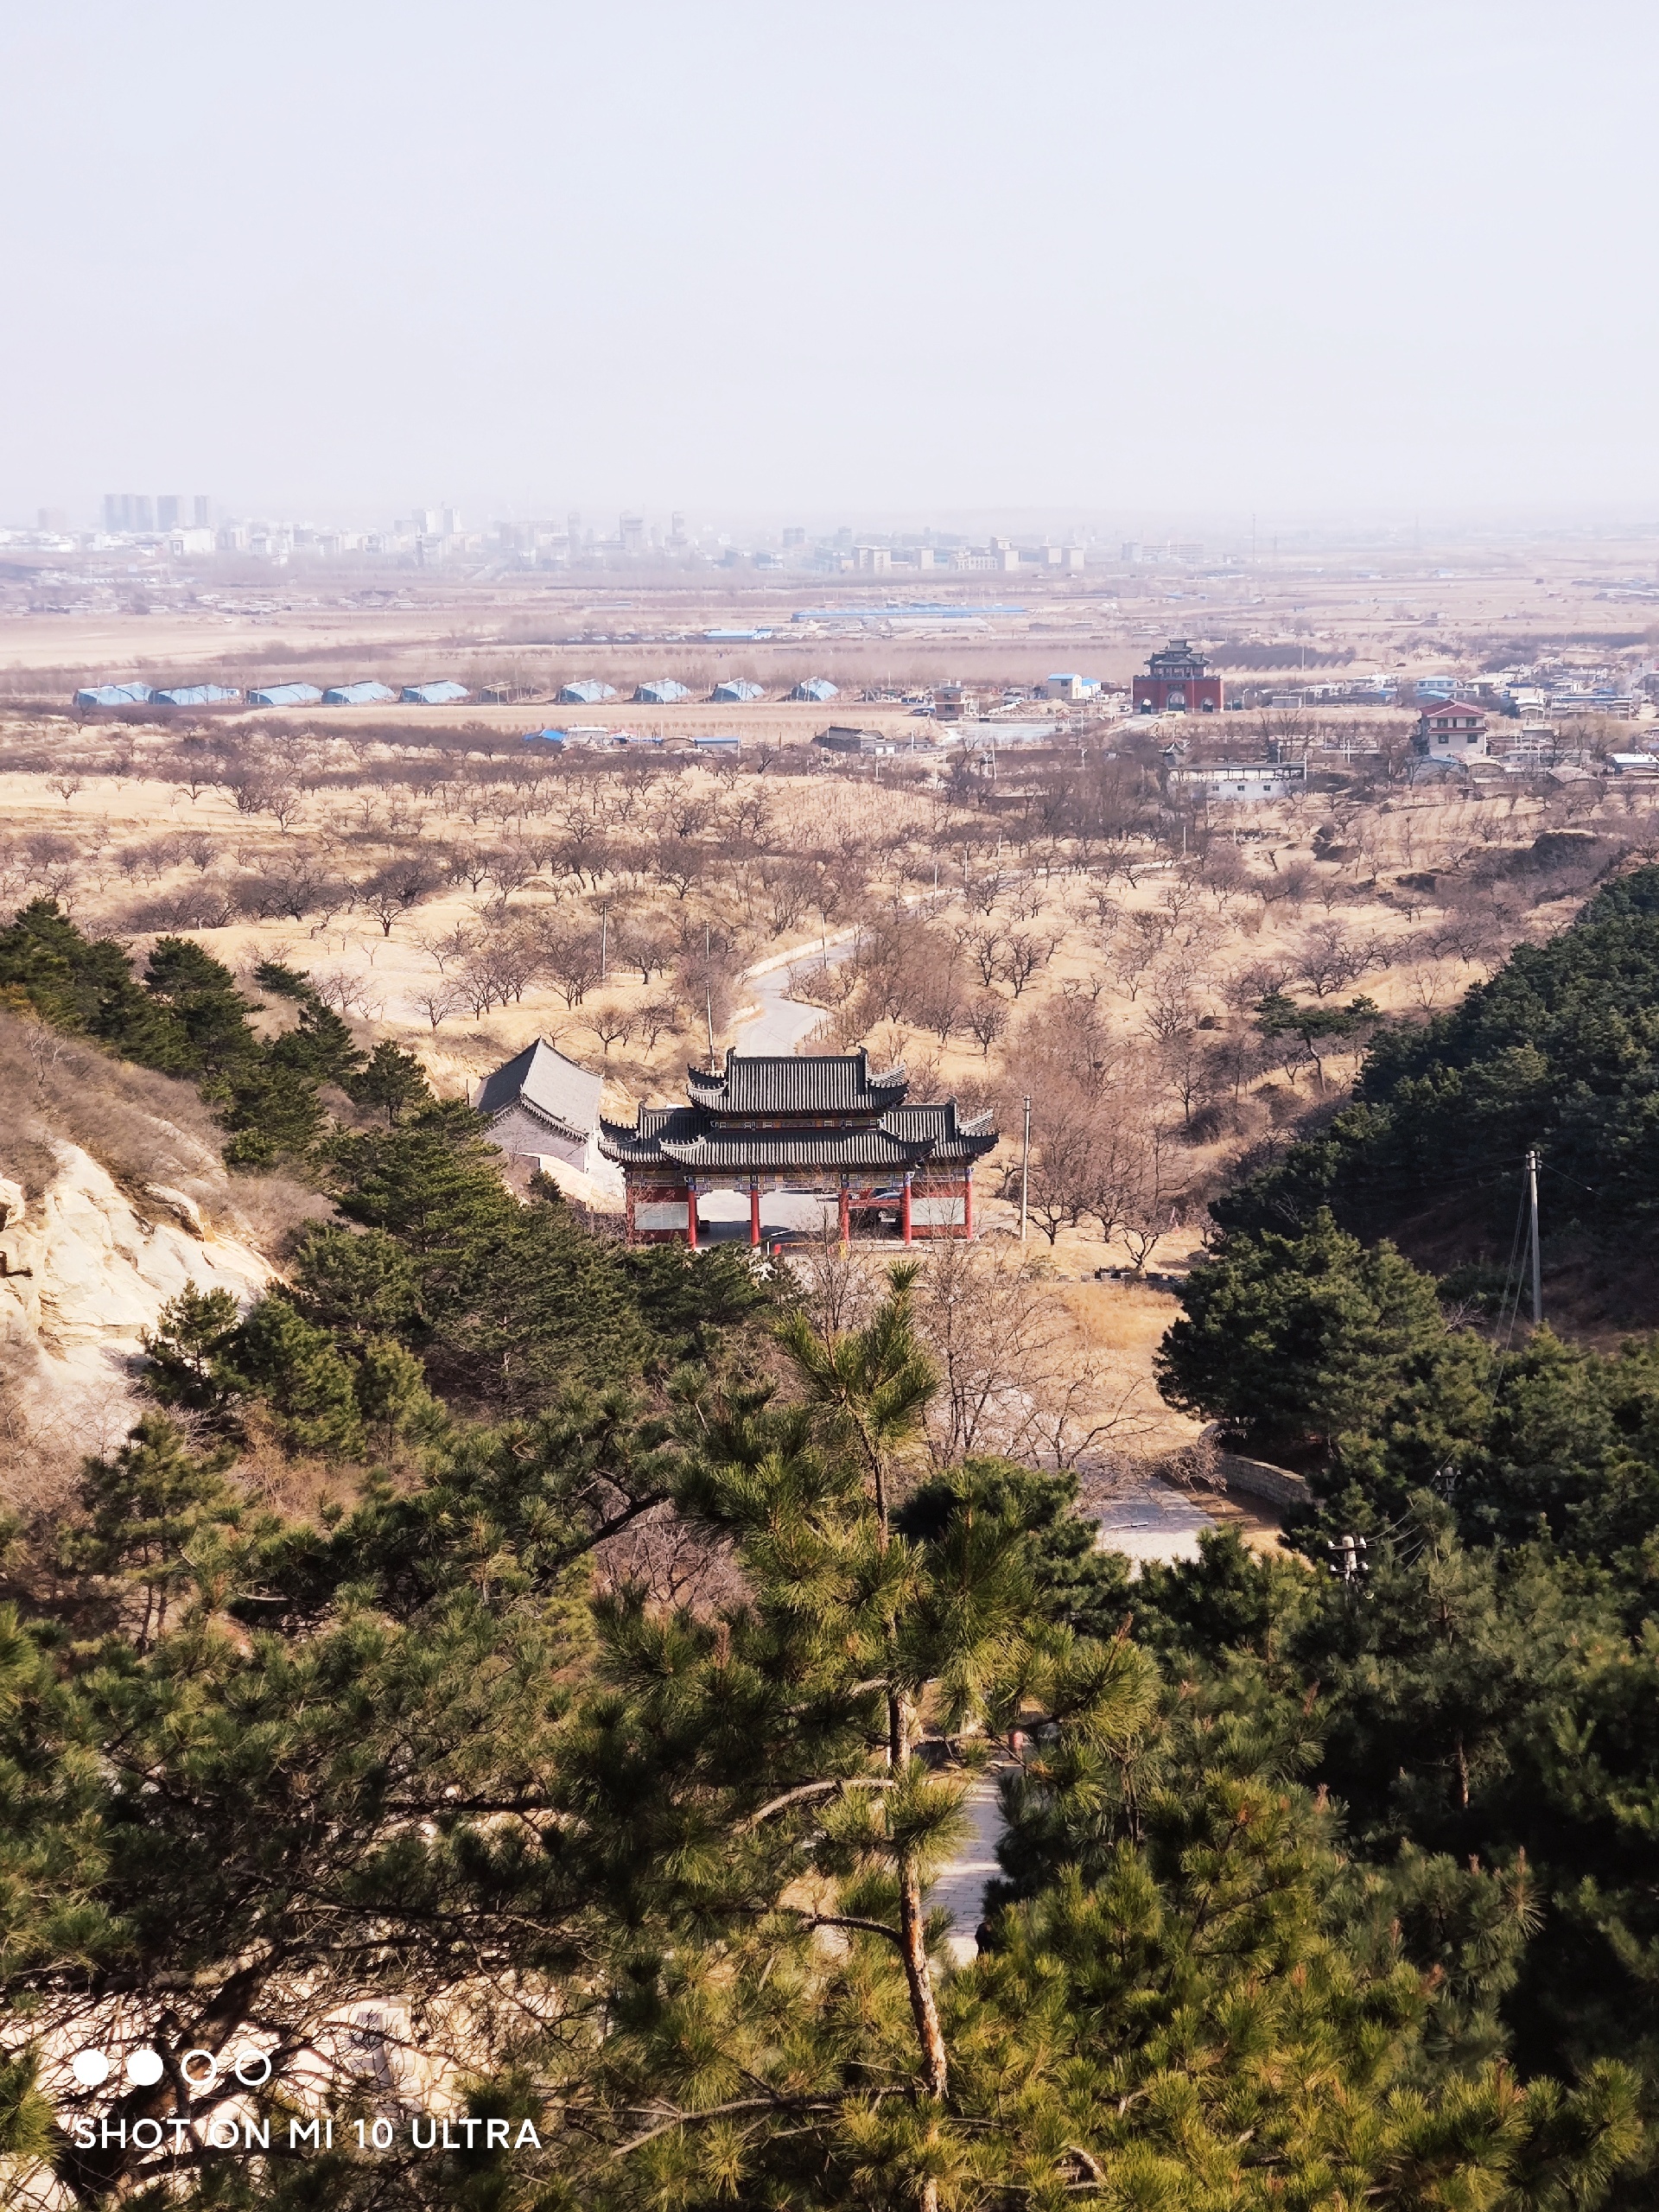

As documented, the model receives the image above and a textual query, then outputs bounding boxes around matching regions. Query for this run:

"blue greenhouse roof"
[74,683,152,707]
[247,683,322,707]
[323,681,397,705]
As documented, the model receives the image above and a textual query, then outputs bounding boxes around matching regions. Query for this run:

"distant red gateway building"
[1134,639,1223,715]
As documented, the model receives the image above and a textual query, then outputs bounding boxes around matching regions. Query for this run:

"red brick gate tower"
[1134,639,1223,714]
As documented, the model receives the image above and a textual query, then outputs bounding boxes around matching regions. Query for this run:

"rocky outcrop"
[0,1143,271,1490]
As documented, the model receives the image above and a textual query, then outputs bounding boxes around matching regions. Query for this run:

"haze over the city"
[4,0,1656,526]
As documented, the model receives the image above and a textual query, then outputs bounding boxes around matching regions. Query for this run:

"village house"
[1414,701,1490,764]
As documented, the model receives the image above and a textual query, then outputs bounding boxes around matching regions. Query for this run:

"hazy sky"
[3,0,1656,528]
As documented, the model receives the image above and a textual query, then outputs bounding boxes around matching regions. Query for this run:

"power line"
[1526,1148,1543,1328]
[1495,1170,1532,1356]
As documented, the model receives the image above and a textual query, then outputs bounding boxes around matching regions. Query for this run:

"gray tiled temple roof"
[474,1039,602,1141]
[685,1046,908,1116]
[597,1104,702,1164]
[598,1062,998,1177]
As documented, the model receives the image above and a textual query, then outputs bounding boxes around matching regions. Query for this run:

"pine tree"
[289,1223,423,1342]
[1156,1206,1471,1470]
[251,959,367,1085]
[143,937,262,1078]
[232,1294,365,1459]
[899,1458,1135,1643]
[140,1282,245,1424]
[352,1336,444,1459]
[0,1605,116,2182]
[347,1039,433,1125]
[0,898,188,1068]
[556,1269,1159,2211]
[330,1099,519,1272]
[63,1412,248,1649]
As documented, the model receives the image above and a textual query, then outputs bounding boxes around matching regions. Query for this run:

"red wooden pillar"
[624,1182,636,1247]
[749,1181,761,1246]
[685,1185,698,1249]
[838,1181,850,1249]
[962,1173,974,1239]
[901,1173,912,1246]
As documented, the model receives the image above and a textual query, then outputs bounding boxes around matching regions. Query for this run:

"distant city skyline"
[27,498,1659,550]
[3,1,1656,522]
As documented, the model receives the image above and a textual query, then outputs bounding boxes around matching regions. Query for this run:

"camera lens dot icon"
[71,2051,110,2088]
[125,2050,164,2087]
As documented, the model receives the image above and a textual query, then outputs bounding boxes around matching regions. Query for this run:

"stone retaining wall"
[1216,1451,1313,1510]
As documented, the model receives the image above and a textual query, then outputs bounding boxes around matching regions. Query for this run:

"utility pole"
[1527,1147,1542,1325]
[1020,1096,1031,1243]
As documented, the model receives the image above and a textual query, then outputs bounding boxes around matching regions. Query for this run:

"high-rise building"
[441,505,462,536]
[104,493,160,532]
[193,495,212,529]
[156,496,182,531]
[37,507,67,532]
[620,514,646,556]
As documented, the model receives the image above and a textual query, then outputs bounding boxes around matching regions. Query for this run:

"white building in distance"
[1166,760,1308,802]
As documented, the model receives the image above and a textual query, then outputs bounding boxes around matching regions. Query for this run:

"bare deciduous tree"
[1296,919,1373,998]
[1116,1122,1185,1274]
[537,920,605,1007]
[956,922,1007,989]
[357,860,439,938]
[911,1242,1153,1469]
[412,980,465,1030]
[593,1502,745,1614]
[995,926,1061,998]
[964,993,1008,1058]
[585,1005,638,1057]
[637,997,683,1050]
[414,923,479,974]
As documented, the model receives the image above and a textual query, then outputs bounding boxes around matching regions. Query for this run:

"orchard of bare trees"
[0,703,1654,1265]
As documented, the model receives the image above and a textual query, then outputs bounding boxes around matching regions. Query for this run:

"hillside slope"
[1214,863,1659,1332]
[0,1015,289,1501]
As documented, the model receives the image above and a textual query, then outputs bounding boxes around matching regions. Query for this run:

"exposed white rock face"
[143,1184,206,1236]
[0,1143,271,1488]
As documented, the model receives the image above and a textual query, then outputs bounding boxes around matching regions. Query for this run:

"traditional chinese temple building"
[599,1048,999,1246]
